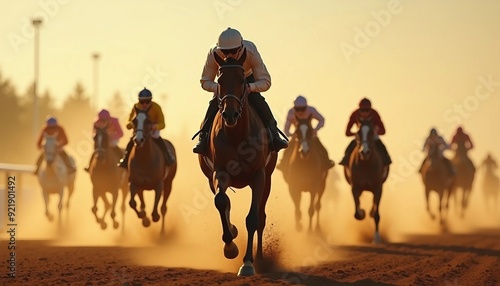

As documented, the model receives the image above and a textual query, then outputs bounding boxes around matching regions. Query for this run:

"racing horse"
[88,127,128,230]
[420,142,455,226]
[36,132,76,224]
[451,144,476,218]
[343,119,388,244]
[281,115,328,233]
[127,107,177,236]
[198,51,278,276]
[481,157,499,213]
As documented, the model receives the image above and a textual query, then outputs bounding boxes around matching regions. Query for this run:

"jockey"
[418,128,455,176]
[84,109,124,172]
[450,126,474,152]
[481,153,497,170]
[339,98,392,166]
[277,95,334,171]
[193,27,288,155]
[118,88,175,168]
[34,116,75,175]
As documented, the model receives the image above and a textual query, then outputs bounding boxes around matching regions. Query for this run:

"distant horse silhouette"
[343,119,388,244]
[481,158,499,213]
[281,115,328,233]
[128,107,177,236]
[89,127,128,230]
[198,51,278,276]
[420,144,455,226]
[451,145,476,218]
[37,133,76,224]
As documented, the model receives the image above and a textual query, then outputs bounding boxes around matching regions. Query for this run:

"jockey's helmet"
[98,109,111,120]
[430,128,437,136]
[358,98,372,109]
[457,126,463,134]
[46,116,57,126]
[294,95,307,107]
[138,88,152,100]
[217,28,242,50]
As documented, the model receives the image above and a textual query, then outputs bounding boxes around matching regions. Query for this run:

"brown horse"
[88,127,128,231]
[451,145,476,218]
[344,119,388,244]
[128,107,177,236]
[281,115,328,233]
[421,144,455,226]
[198,52,277,276]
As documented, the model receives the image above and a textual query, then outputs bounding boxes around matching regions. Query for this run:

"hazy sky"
[2,0,500,186]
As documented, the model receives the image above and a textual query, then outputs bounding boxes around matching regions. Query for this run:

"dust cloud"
[5,136,500,275]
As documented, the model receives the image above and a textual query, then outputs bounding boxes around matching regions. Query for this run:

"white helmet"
[294,95,308,107]
[217,28,243,50]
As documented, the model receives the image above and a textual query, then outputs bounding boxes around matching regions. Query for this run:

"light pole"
[32,18,42,139]
[92,52,100,109]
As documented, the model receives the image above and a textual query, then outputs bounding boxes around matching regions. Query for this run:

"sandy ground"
[1,149,500,285]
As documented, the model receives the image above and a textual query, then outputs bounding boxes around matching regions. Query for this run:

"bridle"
[216,64,249,119]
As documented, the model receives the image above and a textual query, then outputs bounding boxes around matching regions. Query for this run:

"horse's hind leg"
[425,187,435,220]
[256,174,272,261]
[289,186,302,232]
[308,192,317,233]
[160,180,173,236]
[372,187,382,244]
[110,190,119,229]
[151,183,163,223]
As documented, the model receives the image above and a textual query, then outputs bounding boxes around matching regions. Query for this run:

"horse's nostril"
[232,112,239,119]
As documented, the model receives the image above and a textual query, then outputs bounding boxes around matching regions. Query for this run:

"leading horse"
[343,119,388,244]
[281,115,328,233]
[451,145,476,218]
[198,51,277,276]
[420,143,455,226]
[37,133,76,224]
[127,107,177,236]
[88,127,128,230]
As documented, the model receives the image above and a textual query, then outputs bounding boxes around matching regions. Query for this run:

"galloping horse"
[127,107,177,236]
[281,115,328,233]
[88,127,128,230]
[37,133,76,223]
[451,145,476,217]
[420,144,455,226]
[198,52,278,276]
[343,119,388,244]
[481,158,499,213]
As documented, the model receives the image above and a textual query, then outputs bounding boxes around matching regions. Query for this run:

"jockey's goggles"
[221,46,240,55]
[139,99,151,105]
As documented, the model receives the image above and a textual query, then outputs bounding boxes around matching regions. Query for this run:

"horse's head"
[356,119,376,160]
[94,127,109,160]
[43,133,58,165]
[132,106,153,147]
[214,50,248,127]
[295,116,314,157]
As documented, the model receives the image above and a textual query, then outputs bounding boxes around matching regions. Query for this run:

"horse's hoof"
[237,261,255,276]
[354,209,365,220]
[224,242,239,259]
[230,224,238,239]
[138,210,146,219]
[142,217,151,227]
[113,222,119,229]
[152,213,160,222]
[101,222,107,230]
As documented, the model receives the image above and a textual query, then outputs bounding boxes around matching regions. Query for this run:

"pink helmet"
[294,95,308,107]
[98,109,111,120]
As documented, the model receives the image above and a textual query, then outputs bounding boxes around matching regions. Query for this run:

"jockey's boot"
[193,98,219,155]
[154,137,175,166]
[339,140,356,166]
[33,153,44,175]
[269,127,288,152]
[60,150,76,173]
[375,139,392,166]
[84,152,96,173]
[118,139,134,169]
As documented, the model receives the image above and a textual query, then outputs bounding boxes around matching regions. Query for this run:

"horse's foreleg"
[308,192,317,233]
[91,188,101,224]
[425,187,435,220]
[214,190,238,259]
[128,184,144,219]
[110,190,119,229]
[42,191,53,222]
[289,186,302,232]
[160,180,173,237]
[57,188,64,225]
[257,173,272,261]
[372,186,382,244]
[352,187,364,220]
[151,183,163,223]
